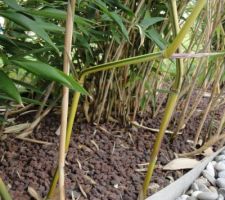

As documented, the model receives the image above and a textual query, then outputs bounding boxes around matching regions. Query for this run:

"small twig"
[6,104,34,116]
[16,137,52,145]
[3,123,30,134]
[17,98,58,138]
[91,140,99,151]
[35,82,55,118]
[76,159,82,170]
[135,168,148,172]
[111,142,116,154]
[77,181,87,198]
[179,132,225,157]
[130,121,178,134]
[19,110,38,116]
[94,123,111,134]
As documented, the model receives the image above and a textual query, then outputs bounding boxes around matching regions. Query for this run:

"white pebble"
[215,162,225,171]
[192,190,202,197]
[216,178,225,188]
[218,171,225,178]
[207,162,216,177]
[197,191,218,200]
[216,155,225,162]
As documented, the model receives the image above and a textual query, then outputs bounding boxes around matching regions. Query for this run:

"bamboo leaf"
[12,79,43,94]
[0,70,22,104]
[145,28,167,50]
[0,177,12,200]
[0,10,59,53]
[163,158,200,170]
[21,97,43,105]
[94,0,129,41]
[0,94,42,105]
[36,18,64,33]
[2,0,24,11]
[11,60,87,94]
[28,186,43,200]
[140,16,164,30]
[0,35,19,48]
[29,8,94,26]
[106,0,133,16]
[136,25,145,48]
[29,7,67,19]
[4,123,30,134]
[109,12,129,41]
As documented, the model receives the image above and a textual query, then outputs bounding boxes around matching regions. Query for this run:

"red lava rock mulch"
[0,94,222,199]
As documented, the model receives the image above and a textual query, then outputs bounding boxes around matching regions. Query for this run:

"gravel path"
[176,149,225,200]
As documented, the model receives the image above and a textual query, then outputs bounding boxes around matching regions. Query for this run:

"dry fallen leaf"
[28,186,42,200]
[78,182,87,198]
[203,92,211,97]
[4,123,30,134]
[163,158,200,170]
[55,125,61,136]
[202,147,214,156]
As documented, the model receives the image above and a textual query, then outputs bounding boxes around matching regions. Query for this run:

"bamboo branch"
[179,132,225,157]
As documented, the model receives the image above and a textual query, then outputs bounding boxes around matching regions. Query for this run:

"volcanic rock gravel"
[0,100,221,200]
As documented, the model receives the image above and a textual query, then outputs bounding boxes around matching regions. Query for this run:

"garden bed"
[0,105,217,200]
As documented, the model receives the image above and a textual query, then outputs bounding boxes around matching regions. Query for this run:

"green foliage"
[0,70,21,104]
[0,10,59,53]
[12,60,87,94]
[1,0,224,122]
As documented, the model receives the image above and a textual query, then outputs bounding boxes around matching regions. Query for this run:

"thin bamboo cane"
[47,50,225,198]
[194,60,224,145]
[58,0,76,199]
[164,0,207,58]
[48,1,223,196]
[139,0,183,198]
[47,52,162,199]
[172,1,218,139]
[138,0,206,198]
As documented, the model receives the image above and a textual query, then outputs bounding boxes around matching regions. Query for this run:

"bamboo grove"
[0,0,225,199]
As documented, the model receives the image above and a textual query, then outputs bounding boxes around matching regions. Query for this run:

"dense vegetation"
[0,0,225,199]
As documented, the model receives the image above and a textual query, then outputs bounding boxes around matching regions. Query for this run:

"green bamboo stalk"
[46,50,225,199]
[48,1,209,197]
[81,52,163,77]
[0,177,12,200]
[164,0,207,58]
[47,53,162,199]
[138,94,179,200]
[138,0,206,199]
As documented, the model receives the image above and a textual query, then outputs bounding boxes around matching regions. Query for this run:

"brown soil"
[0,94,223,200]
